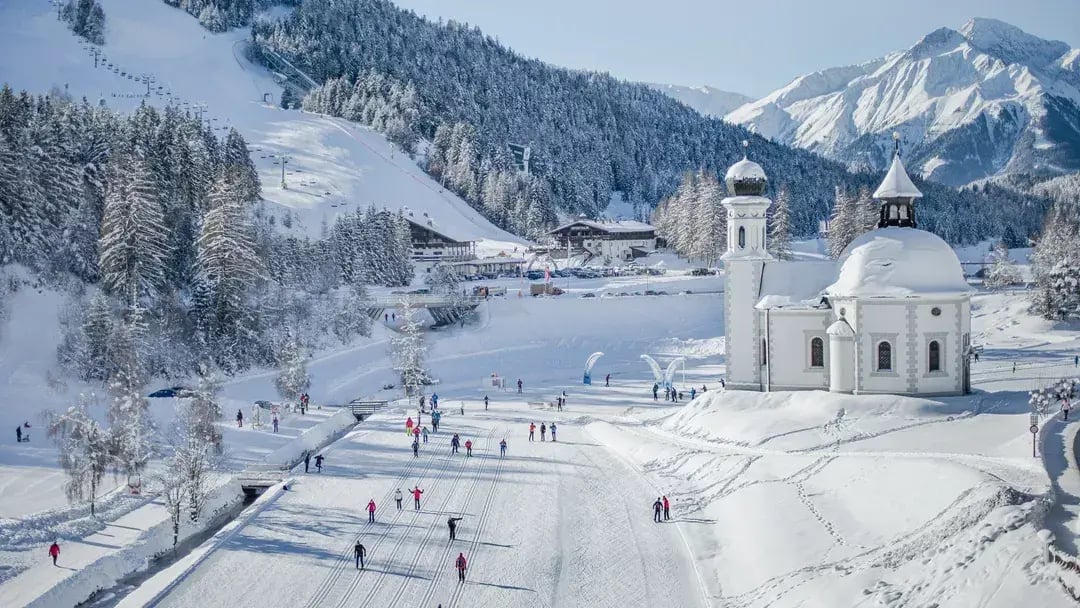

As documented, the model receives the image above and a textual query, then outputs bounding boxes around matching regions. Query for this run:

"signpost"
[1031,412,1040,457]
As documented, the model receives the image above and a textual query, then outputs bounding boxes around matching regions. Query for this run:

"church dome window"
[738,226,746,249]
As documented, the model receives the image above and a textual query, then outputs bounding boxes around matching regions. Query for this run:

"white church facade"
[722,146,973,397]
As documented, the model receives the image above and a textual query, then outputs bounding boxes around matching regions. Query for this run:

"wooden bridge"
[366,294,486,325]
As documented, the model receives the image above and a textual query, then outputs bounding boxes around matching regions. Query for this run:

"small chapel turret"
[874,133,922,229]
[722,141,772,260]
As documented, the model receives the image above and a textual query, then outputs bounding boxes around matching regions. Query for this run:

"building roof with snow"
[549,219,656,236]
[826,227,970,298]
[755,260,836,309]
[873,152,923,199]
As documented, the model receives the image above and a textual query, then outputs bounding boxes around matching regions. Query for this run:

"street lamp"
[1030,411,1040,458]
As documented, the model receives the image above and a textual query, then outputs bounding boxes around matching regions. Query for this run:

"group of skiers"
[527,422,557,442]
[652,383,719,402]
[303,451,325,473]
[652,496,672,522]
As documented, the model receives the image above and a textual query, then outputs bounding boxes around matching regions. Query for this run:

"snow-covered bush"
[1029,377,1080,415]
[984,240,1021,290]
[274,337,311,403]
[46,398,114,517]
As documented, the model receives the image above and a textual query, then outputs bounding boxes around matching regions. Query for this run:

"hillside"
[0,0,524,253]
[727,18,1080,187]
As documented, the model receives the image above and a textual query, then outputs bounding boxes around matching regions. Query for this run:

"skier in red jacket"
[455,552,468,582]
[662,495,671,521]
[465,439,473,456]
[412,486,424,510]
[48,541,60,566]
[367,499,377,523]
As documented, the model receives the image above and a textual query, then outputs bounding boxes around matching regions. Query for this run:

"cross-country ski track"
[150,408,706,608]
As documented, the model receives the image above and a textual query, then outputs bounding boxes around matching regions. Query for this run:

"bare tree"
[46,398,113,517]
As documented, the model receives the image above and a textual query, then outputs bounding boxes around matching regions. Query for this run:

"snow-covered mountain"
[726,18,1080,186]
[647,83,752,117]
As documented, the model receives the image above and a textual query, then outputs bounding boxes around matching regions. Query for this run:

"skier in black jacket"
[447,516,463,540]
[354,541,366,569]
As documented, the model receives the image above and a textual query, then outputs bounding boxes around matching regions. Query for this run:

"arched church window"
[928,341,941,372]
[810,337,824,368]
[877,342,892,371]
[738,226,746,249]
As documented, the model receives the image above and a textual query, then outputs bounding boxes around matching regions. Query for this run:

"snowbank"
[115,480,291,608]
[24,479,242,608]
[260,407,356,470]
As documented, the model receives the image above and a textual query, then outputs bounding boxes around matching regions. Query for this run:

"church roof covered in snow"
[827,227,970,298]
[755,260,836,309]
[873,153,923,199]
[724,158,766,183]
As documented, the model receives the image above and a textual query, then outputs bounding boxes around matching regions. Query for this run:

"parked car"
[581,292,596,298]
[644,290,659,296]
[148,386,194,398]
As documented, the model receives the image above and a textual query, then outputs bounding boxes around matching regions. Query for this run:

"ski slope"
[0,0,526,253]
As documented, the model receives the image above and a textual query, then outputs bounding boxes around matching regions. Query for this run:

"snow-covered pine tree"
[391,296,430,396]
[274,336,311,404]
[983,240,1021,290]
[769,183,793,261]
[187,364,223,451]
[46,398,113,517]
[106,306,155,482]
[99,151,169,307]
[333,283,373,344]
[223,129,260,205]
[855,185,878,235]
[828,185,857,259]
[1031,203,1080,319]
[82,293,114,381]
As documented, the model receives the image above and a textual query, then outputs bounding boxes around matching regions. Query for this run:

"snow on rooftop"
[724,157,766,182]
[551,219,656,234]
[873,152,923,199]
[827,227,971,298]
[755,260,836,309]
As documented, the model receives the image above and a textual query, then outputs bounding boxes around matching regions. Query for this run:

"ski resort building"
[548,220,657,262]
[723,148,973,396]
[406,217,477,262]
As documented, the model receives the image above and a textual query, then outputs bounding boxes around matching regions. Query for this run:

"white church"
[722,144,973,396]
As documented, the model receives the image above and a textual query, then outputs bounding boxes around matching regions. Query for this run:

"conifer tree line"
[826,186,880,258]
[62,0,106,45]
[302,75,559,240]
[1030,202,1080,320]
[247,0,1049,245]
[162,0,298,32]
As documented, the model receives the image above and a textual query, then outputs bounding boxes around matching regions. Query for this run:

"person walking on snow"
[529,423,536,441]
[500,439,507,457]
[484,395,489,410]
[652,383,659,401]
[550,423,557,442]
[662,495,671,521]
[432,393,439,408]
[413,426,421,441]
[605,373,611,387]
[540,423,547,441]
[272,413,279,433]
[15,425,21,443]
[1065,399,1072,421]
[460,402,465,416]
[653,498,663,523]
[304,451,311,473]
[690,387,697,400]
[236,409,243,428]
[412,439,420,457]
[451,434,460,454]
[315,454,324,473]
[354,541,366,569]
[456,553,468,582]
[448,516,463,540]
[406,417,414,437]
[422,427,429,443]
[517,378,523,393]
[395,489,403,510]
[367,499,377,523]
[465,439,473,456]
[412,486,424,510]
[48,541,60,566]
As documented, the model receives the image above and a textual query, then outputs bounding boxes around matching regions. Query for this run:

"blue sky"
[391,0,1080,98]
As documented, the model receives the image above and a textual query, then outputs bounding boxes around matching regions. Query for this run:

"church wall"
[724,261,765,390]
[760,309,830,390]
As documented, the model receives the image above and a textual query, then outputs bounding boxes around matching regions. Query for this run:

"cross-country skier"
[484,395,489,410]
[653,383,659,401]
[653,498,663,523]
[499,439,507,457]
[354,541,366,569]
[460,402,465,416]
[422,427,429,443]
[16,425,21,443]
[540,423,547,441]
[272,414,279,433]
[314,454,324,473]
[395,489,403,510]
[465,439,473,456]
[456,553,468,582]
[420,395,426,410]
[663,495,670,520]
[367,499,377,523]
[412,486,424,510]
[605,373,610,387]
[413,426,421,441]
[529,423,535,441]
[412,440,420,457]
[451,434,460,454]
[448,516,463,540]
[550,423,557,442]
[406,417,414,437]
[517,378,523,393]
[48,541,60,566]
[690,387,697,400]
[432,393,439,408]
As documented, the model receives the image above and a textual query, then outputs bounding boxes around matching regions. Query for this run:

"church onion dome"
[874,148,922,199]
[826,227,971,299]
[724,141,768,196]
[827,318,855,338]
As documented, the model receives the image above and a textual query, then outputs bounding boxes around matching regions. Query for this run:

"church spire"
[874,133,921,228]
